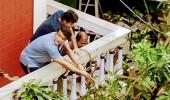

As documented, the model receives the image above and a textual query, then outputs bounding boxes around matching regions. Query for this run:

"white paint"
[99,56,105,83]
[117,48,123,75]
[33,0,47,33]
[109,50,114,71]
[80,76,86,96]
[63,77,67,98]
[70,74,77,100]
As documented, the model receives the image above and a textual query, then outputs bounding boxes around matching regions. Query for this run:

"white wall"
[33,0,47,33]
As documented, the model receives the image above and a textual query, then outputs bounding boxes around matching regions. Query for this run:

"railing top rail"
[47,0,130,36]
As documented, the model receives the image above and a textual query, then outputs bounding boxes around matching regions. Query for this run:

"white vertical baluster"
[96,55,100,67]
[95,36,101,68]
[62,76,67,99]
[109,50,114,72]
[105,52,110,72]
[95,67,100,89]
[91,60,96,75]
[91,60,100,89]
[53,78,58,92]
[70,73,77,100]
[80,76,86,96]
[117,46,123,75]
[87,33,90,43]
[99,54,105,85]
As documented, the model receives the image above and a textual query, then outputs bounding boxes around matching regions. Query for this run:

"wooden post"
[78,0,82,11]
[94,0,99,17]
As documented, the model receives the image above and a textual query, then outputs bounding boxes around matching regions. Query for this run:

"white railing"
[0,0,130,99]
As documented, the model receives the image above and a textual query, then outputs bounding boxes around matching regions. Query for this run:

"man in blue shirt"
[31,10,78,41]
[31,9,80,64]
[20,28,92,79]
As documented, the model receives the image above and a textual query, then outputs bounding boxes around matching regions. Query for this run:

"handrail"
[0,0,130,99]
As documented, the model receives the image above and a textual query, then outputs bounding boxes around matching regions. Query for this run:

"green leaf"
[165,31,170,37]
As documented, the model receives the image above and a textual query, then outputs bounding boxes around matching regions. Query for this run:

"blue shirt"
[31,10,64,42]
[20,32,61,68]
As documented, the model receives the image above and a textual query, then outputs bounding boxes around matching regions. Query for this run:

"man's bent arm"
[69,27,78,49]
[53,57,91,78]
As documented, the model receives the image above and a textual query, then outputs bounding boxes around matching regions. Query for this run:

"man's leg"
[20,62,29,74]
[20,62,39,74]
[28,67,39,73]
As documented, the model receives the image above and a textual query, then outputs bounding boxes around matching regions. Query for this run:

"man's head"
[76,31,88,48]
[56,28,71,45]
[61,10,78,28]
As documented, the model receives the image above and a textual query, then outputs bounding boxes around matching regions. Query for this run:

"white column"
[70,73,77,100]
[96,55,101,68]
[105,52,110,72]
[117,46,123,75]
[95,67,100,89]
[99,54,105,84]
[94,0,99,17]
[109,49,114,72]
[52,79,58,92]
[62,76,67,99]
[78,0,82,11]
[92,60,100,89]
[80,76,86,96]
[33,0,47,33]
[87,33,90,43]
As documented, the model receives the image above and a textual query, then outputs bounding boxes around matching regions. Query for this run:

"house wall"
[33,0,46,32]
[0,0,33,87]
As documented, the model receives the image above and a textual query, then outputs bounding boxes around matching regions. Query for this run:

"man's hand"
[73,48,80,55]
[81,71,93,80]
[77,64,86,71]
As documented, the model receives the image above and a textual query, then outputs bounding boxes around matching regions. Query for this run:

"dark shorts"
[20,62,39,74]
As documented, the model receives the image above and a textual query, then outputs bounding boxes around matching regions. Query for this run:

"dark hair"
[61,10,78,23]
[57,28,71,40]
[76,31,87,41]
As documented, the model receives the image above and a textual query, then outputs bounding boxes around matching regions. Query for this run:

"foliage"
[81,38,170,99]
[79,0,170,99]
[156,88,170,100]
[18,79,62,100]
[124,39,170,99]
[80,73,121,100]
[103,1,170,48]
